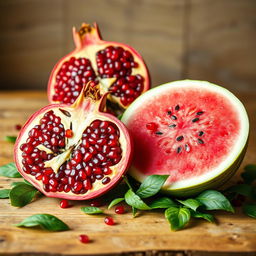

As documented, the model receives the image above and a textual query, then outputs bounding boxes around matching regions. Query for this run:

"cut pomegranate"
[104,216,115,225]
[79,234,90,243]
[48,23,150,109]
[14,84,132,200]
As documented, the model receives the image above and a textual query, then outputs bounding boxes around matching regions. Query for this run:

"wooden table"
[0,91,256,256]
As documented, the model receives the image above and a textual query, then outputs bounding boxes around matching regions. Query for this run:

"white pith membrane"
[48,24,149,108]
[122,80,249,192]
[15,86,131,199]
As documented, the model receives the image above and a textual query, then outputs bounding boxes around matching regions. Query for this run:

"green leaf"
[81,207,103,215]
[0,189,11,199]
[124,189,151,210]
[136,175,169,198]
[225,184,253,198]
[196,190,234,213]
[118,114,123,120]
[165,207,191,231]
[0,162,22,178]
[4,136,17,143]
[16,214,70,231]
[132,207,137,217]
[9,184,38,207]
[243,204,256,218]
[149,197,177,209]
[177,198,201,211]
[242,165,256,184]
[11,180,33,188]
[190,210,215,223]
[108,198,124,209]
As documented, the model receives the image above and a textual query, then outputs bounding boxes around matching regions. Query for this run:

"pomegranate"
[47,23,150,109]
[14,84,132,200]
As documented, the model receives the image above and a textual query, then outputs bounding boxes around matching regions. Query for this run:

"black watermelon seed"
[175,105,180,111]
[197,111,204,115]
[192,118,199,123]
[198,131,204,136]
[198,138,204,144]
[169,124,176,128]
[176,147,182,153]
[171,115,177,120]
[167,111,172,115]
[176,135,184,141]
[155,131,163,135]
[185,144,190,152]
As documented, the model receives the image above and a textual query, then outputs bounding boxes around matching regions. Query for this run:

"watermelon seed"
[176,146,182,153]
[198,138,204,144]
[192,118,199,123]
[167,111,172,115]
[197,111,204,115]
[198,131,204,136]
[185,144,190,152]
[171,115,177,120]
[155,131,163,135]
[175,105,180,111]
[176,135,184,141]
[169,124,176,128]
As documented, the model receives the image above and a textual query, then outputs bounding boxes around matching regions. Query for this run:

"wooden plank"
[0,91,255,255]
[0,0,64,90]
[186,0,256,92]
[64,0,186,87]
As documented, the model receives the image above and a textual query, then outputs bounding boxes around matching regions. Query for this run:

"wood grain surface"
[0,91,256,256]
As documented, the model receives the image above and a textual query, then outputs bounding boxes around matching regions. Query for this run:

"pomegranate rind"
[14,93,133,200]
[122,80,249,197]
[47,23,150,109]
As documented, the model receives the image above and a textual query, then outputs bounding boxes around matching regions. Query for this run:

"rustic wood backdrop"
[0,0,256,92]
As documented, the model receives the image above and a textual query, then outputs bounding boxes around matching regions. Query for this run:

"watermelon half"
[122,80,249,196]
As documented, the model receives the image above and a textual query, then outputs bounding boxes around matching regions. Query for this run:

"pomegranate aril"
[65,129,73,138]
[104,216,115,226]
[115,205,125,214]
[90,200,102,207]
[83,179,92,190]
[79,234,90,244]
[60,199,70,208]
[15,124,22,131]
[102,177,111,185]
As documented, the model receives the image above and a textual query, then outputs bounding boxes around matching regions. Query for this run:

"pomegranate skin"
[47,23,150,109]
[14,84,133,200]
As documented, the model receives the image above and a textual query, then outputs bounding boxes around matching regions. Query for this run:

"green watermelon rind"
[122,80,249,197]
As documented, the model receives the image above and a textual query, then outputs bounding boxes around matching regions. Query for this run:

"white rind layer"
[122,80,249,192]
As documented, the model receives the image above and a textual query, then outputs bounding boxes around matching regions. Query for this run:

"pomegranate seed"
[65,129,73,138]
[15,124,22,131]
[104,216,115,226]
[90,200,102,207]
[60,199,70,208]
[115,205,125,214]
[79,234,90,244]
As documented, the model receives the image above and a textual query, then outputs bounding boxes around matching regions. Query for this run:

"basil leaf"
[190,210,215,222]
[108,198,124,209]
[125,189,151,210]
[243,204,256,218]
[0,189,11,199]
[165,206,191,231]
[242,165,256,184]
[225,184,253,198]
[136,175,169,198]
[177,199,201,211]
[0,163,22,178]
[16,214,70,231]
[81,207,103,215]
[149,197,177,209]
[5,136,17,143]
[9,184,39,207]
[196,190,234,212]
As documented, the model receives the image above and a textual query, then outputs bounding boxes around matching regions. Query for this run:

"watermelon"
[122,80,249,196]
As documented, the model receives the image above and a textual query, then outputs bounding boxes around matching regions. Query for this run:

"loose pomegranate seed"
[15,124,22,131]
[60,199,70,208]
[90,200,103,207]
[65,129,73,138]
[79,234,90,243]
[104,216,115,226]
[115,205,125,214]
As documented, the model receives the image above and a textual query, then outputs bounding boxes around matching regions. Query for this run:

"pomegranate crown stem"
[73,22,102,49]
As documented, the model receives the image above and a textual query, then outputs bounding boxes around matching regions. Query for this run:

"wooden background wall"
[0,0,255,92]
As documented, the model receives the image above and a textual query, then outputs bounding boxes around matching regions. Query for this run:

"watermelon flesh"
[122,80,249,196]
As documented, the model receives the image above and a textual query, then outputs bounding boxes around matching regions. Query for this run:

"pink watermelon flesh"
[126,87,240,182]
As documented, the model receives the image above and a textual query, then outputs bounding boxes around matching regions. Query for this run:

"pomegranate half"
[14,84,132,200]
[47,23,150,109]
